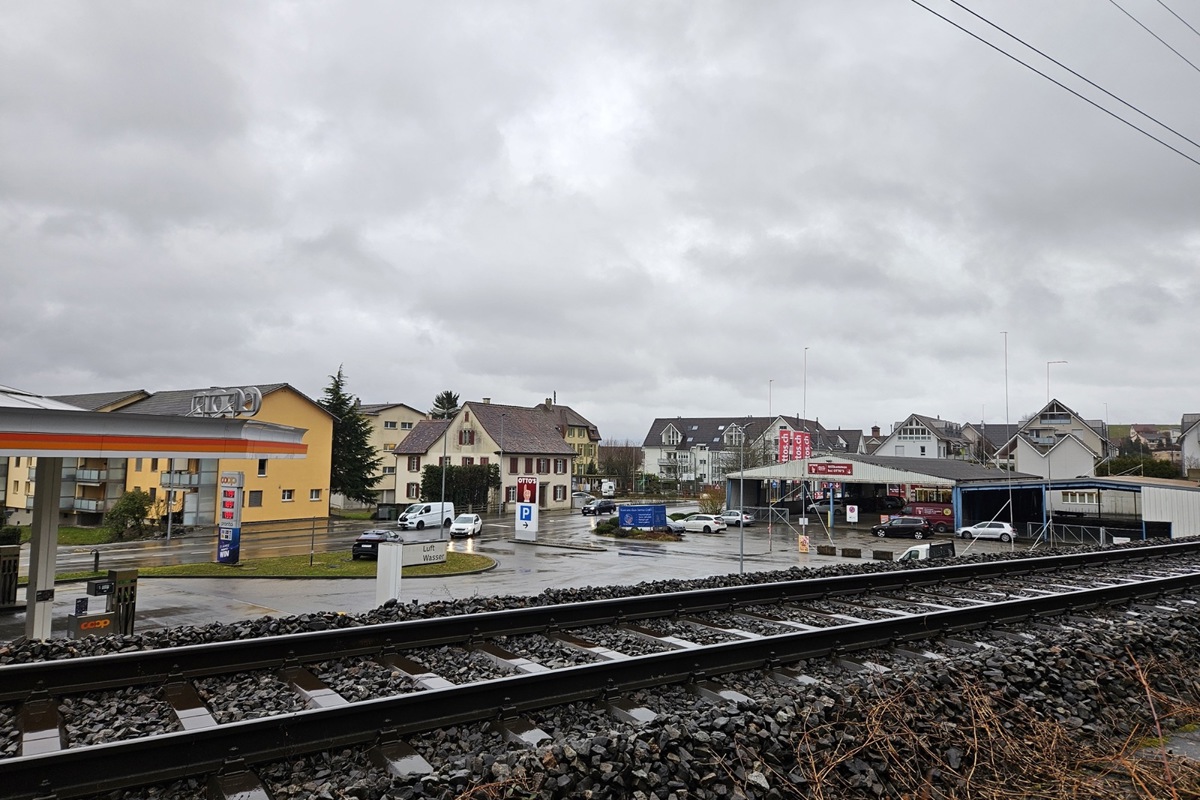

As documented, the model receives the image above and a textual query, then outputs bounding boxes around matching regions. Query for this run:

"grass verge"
[21,551,495,584]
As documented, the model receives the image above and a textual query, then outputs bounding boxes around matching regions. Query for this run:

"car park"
[870,516,933,539]
[582,499,617,516]
[720,509,756,527]
[956,521,1015,542]
[449,513,483,538]
[681,514,727,533]
[351,528,403,559]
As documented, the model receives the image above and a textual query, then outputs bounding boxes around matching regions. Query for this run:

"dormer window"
[663,427,681,446]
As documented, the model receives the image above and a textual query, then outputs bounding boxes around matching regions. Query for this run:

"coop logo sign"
[189,387,262,418]
[78,618,111,631]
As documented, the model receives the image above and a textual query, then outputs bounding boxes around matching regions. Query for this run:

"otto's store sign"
[808,462,853,476]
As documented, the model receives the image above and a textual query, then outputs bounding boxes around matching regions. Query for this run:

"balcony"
[73,498,109,513]
[75,469,108,483]
[160,471,201,489]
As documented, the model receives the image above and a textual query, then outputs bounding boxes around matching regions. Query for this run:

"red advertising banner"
[808,462,853,475]
[517,476,538,503]
[777,430,793,463]
[792,431,812,460]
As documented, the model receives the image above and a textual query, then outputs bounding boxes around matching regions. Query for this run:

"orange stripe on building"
[0,432,306,456]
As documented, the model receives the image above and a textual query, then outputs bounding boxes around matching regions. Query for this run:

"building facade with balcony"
[356,402,428,507]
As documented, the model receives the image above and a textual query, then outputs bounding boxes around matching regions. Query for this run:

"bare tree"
[599,440,643,481]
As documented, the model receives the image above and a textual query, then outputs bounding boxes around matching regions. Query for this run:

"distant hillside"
[1107,424,1178,441]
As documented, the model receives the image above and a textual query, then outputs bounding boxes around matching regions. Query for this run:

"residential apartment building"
[995,399,1112,479]
[873,414,970,460]
[356,402,427,506]
[393,400,577,510]
[641,416,843,486]
[22,384,335,527]
[532,398,601,475]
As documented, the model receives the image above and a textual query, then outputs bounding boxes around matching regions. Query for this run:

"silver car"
[956,521,1015,542]
[720,509,756,527]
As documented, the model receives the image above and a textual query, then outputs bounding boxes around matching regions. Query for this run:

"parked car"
[449,513,483,538]
[665,517,686,533]
[898,541,957,562]
[681,514,728,533]
[956,521,1015,542]
[720,509,756,527]
[352,528,403,560]
[571,491,595,503]
[871,516,933,539]
[806,499,845,514]
[582,499,617,516]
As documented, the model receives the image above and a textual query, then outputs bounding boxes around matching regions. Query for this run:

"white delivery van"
[397,502,455,531]
[897,540,956,563]
[601,481,616,498]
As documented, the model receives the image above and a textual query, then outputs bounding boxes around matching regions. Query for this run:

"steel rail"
[2,539,1199,702]
[1,568,1195,800]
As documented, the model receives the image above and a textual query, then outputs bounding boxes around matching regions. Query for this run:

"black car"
[352,528,403,559]
[581,499,617,516]
[871,516,933,539]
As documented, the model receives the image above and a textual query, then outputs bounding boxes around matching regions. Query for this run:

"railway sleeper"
[617,623,695,650]
[207,758,271,800]
[17,695,64,757]
[734,609,820,631]
[377,653,455,690]
[768,667,821,686]
[688,678,751,704]
[547,632,629,661]
[603,697,656,725]
[279,665,349,709]
[368,730,434,777]
[164,679,219,730]
[677,615,760,640]
[890,645,944,662]
[781,603,866,624]
[468,641,551,674]
[486,715,550,747]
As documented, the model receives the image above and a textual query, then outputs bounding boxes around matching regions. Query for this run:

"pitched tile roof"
[393,419,451,454]
[469,402,576,455]
[49,389,149,411]
[359,402,423,417]
[533,400,601,442]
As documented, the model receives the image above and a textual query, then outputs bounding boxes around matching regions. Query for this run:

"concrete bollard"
[839,548,861,559]
[873,550,894,561]
[816,545,837,556]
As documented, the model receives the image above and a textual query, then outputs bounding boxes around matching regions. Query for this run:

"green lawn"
[12,526,118,546]
[19,550,495,585]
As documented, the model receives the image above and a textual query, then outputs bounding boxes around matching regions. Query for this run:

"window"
[12,480,17,494]
[554,458,567,474]
[919,446,926,456]
[310,489,321,501]
[459,429,476,445]
[406,482,420,499]
[407,456,421,472]
[554,485,567,501]
[509,457,519,474]
[505,486,516,502]
[248,490,263,507]
[258,459,268,477]
[149,487,157,501]
[525,458,533,474]
[401,421,413,430]
[282,489,294,502]
[462,456,474,466]
[382,443,394,450]
[382,466,396,475]
[537,458,550,474]
[13,457,19,468]
[663,428,681,446]
[135,458,143,471]
[480,457,489,466]
[384,421,397,429]
[1063,491,1098,504]
[464,411,470,422]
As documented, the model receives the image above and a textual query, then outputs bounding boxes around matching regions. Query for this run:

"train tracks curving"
[3,540,1200,799]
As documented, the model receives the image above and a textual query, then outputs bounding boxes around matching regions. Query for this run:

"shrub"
[0,526,20,546]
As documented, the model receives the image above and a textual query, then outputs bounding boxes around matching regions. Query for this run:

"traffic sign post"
[515,476,539,541]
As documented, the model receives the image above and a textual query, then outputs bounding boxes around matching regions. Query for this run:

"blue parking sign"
[519,506,532,521]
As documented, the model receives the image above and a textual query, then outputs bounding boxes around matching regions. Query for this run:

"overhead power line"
[1107,0,1200,75]
[909,0,1200,169]
[1155,0,1200,42]
[945,0,1200,153]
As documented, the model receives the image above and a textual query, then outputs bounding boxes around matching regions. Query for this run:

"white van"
[397,502,455,531]
[601,481,616,498]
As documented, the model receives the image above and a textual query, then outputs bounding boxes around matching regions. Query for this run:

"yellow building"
[44,384,332,527]
[356,402,428,505]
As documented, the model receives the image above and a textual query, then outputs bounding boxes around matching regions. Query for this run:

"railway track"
[3,539,1200,799]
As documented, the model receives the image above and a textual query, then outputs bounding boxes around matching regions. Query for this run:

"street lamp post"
[738,423,746,574]
[498,413,506,512]
[802,348,809,430]
[440,419,449,526]
[1046,360,1067,403]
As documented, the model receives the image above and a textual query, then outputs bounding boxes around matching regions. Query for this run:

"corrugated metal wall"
[1143,486,1200,537]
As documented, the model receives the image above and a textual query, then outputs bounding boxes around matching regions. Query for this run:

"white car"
[681,514,728,534]
[720,509,756,527]
[956,521,1015,542]
[665,518,686,533]
[449,513,483,538]
[806,499,845,514]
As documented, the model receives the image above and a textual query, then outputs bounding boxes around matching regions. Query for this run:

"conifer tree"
[319,366,383,504]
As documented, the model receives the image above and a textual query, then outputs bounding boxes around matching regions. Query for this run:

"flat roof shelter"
[0,388,308,639]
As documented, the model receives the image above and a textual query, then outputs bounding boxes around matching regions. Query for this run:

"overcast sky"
[3,1,1198,443]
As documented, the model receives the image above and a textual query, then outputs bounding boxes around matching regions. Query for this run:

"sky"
[3,1,1198,443]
